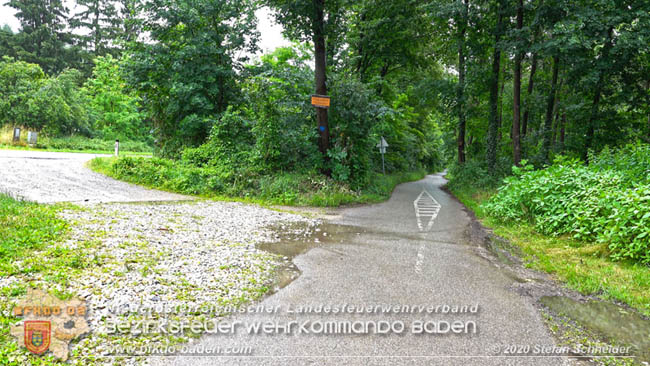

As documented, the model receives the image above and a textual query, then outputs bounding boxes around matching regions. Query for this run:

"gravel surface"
[0,150,191,203]
[1,200,318,365]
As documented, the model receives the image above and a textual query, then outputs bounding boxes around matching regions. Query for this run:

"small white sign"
[376,137,389,149]
[27,131,38,145]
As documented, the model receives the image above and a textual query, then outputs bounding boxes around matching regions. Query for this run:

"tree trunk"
[584,87,601,164]
[647,81,650,140]
[356,12,366,80]
[456,0,468,164]
[486,2,503,172]
[498,54,506,143]
[313,0,329,161]
[551,78,563,151]
[584,27,614,164]
[522,52,537,138]
[512,0,523,165]
[552,104,560,149]
[541,55,559,163]
[559,112,566,152]
[94,1,101,54]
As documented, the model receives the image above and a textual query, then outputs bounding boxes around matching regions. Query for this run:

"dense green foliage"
[2,0,80,75]
[0,57,45,130]
[483,144,650,264]
[84,55,147,142]
[123,0,259,155]
[449,180,650,317]
[90,156,425,206]
[35,135,151,153]
[0,56,150,146]
[1,0,649,216]
[165,46,443,192]
[424,0,650,170]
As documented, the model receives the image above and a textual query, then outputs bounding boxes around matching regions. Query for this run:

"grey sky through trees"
[0,3,289,57]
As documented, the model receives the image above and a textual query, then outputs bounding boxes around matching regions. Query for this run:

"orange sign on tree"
[311,94,330,109]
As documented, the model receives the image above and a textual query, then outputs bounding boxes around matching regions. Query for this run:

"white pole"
[114,140,119,157]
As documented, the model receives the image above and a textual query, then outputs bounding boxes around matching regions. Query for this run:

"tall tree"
[511,0,523,165]
[456,0,468,164]
[6,0,78,74]
[541,55,559,163]
[348,0,428,83]
[125,0,259,155]
[521,52,537,138]
[486,0,505,172]
[70,0,121,57]
[313,0,329,157]
[265,0,349,161]
[583,26,613,163]
[119,0,142,43]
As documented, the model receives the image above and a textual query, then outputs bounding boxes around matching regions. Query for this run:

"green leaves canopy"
[124,0,259,156]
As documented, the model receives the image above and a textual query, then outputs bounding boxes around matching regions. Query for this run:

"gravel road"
[0,150,190,203]
[0,149,318,365]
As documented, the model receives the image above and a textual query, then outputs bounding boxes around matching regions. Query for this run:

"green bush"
[327,76,381,188]
[92,156,425,207]
[84,55,149,142]
[446,158,511,193]
[483,147,650,264]
[37,135,152,153]
[590,144,650,185]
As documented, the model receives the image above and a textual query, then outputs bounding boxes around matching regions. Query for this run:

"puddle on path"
[258,221,484,293]
[540,296,650,362]
[258,222,365,259]
[257,222,365,294]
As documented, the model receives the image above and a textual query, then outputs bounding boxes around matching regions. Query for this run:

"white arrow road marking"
[413,190,442,274]
[414,243,426,274]
[413,190,441,232]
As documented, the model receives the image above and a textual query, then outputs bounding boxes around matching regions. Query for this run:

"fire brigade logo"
[24,321,51,355]
[11,290,89,360]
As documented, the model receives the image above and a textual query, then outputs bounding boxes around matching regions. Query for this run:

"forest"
[1,1,649,259]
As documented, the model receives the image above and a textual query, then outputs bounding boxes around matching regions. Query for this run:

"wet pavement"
[541,296,650,361]
[0,150,191,203]
[153,173,584,366]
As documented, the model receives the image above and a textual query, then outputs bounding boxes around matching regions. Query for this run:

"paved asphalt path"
[154,174,576,366]
[0,150,190,203]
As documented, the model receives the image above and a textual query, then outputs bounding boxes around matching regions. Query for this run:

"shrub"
[483,148,650,264]
[590,144,650,185]
[446,158,511,193]
[93,156,425,207]
[328,75,382,189]
[84,55,148,142]
[36,135,152,153]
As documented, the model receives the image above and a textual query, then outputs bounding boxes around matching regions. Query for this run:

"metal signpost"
[377,136,389,174]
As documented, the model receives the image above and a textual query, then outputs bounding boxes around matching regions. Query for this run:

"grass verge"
[89,156,427,207]
[0,194,284,365]
[0,144,152,156]
[0,127,153,155]
[449,185,650,317]
[0,194,71,364]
